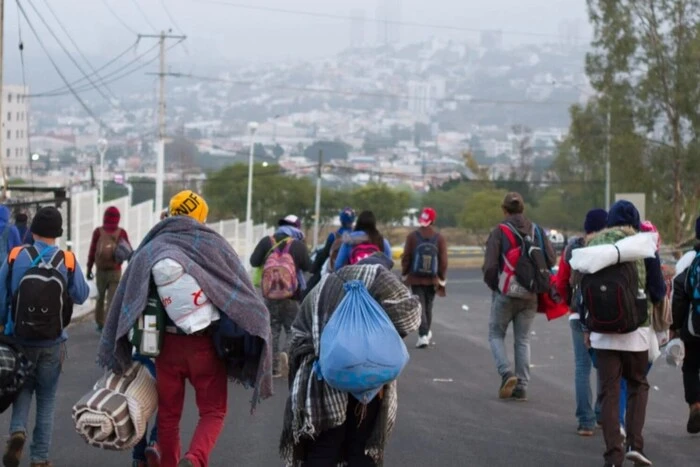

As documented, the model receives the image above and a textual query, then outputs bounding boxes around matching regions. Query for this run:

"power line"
[100,0,138,35]
[38,0,122,103]
[130,0,158,32]
[29,42,163,98]
[15,0,112,133]
[192,0,574,40]
[16,4,32,185]
[24,0,115,105]
[160,0,185,34]
[158,72,577,107]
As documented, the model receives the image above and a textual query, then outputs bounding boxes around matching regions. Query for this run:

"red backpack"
[349,243,381,265]
[497,225,529,298]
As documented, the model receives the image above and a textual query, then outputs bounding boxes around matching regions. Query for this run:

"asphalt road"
[1,269,698,466]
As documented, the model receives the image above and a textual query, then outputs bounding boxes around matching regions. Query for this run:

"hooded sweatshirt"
[482,213,557,292]
[401,225,448,287]
[334,231,392,271]
[0,206,22,258]
[87,208,131,272]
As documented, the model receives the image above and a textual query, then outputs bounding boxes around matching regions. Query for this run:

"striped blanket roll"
[72,362,158,451]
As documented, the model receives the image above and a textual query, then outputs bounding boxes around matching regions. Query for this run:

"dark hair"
[354,210,384,250]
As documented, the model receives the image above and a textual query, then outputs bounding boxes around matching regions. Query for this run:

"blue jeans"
[9,344,63,463]
[488,292,537,389]
[570,319,596,428]
[132,354,158,461]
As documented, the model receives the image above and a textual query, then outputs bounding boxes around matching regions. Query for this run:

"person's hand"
[583,332,591,349]
[86,270,94,281]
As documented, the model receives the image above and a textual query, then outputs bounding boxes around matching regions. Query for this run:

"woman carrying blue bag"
[280,255,421,467]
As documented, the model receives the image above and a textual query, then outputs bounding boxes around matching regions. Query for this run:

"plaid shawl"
[280,264,421,466]
[96,216,272,411]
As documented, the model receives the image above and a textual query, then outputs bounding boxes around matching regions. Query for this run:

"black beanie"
[31,207,63,238]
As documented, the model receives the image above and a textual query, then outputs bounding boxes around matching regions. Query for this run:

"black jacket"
[672,246,700,341]
[249,233,311,273]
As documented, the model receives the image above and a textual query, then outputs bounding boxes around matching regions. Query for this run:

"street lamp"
[245,121,259,258]
[97,138,108,207]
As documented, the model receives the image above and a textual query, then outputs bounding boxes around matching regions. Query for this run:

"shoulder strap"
[49,250,66,269]
[8,246,25,265]
[281,238,293,253]
[499,223,519,247]
[63,251,76,272]
[25,246,41,265]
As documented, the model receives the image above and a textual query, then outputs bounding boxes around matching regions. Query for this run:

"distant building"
[1,85,30,178]
[480,30,503,50]
[406,78,445,117]
[350,9,366,48]
[375,0,401,45]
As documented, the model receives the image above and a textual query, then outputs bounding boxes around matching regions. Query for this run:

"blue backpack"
[317,280,409,403]
[0,226,10,263]
[410,231,439,277]
[685,253,700,338]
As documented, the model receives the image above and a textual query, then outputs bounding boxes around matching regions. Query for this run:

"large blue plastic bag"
[318,280,410,403]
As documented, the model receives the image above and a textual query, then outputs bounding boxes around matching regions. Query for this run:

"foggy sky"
[3,0,591,90]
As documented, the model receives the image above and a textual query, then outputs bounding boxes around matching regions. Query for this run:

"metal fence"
[68,190,273,271]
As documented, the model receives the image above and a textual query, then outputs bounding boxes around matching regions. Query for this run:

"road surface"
[1,269,697,466]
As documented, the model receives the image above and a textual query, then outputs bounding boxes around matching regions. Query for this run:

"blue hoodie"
[335,231,392,271]
[0,240,90,346]
[0,206,21,259]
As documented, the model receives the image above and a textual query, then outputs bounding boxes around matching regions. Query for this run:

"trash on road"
[432,378,454,383]
[462,304,469,312]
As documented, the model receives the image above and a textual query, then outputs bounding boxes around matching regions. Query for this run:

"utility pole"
[0,0,7,200]
[313,149,323,248]
[138,31,186,213]
[605,104,611,209]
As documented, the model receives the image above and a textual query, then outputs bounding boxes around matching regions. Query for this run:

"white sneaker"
[416,335,429,348]
[625,447,652,466]
[427,331,433,342]
[620,425,626,442]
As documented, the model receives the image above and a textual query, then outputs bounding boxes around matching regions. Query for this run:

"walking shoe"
[498,372,518,399]
[3,432,26,467]
[511,387,528,401]
[603,464,621,467]
[145,441,161,467]
[620,425,626,443]
[625,447,652,466]
[416,335,430,349]
[132,461,146,467]
[177,459,194,467]
[687,403,700,434]
[577,425,594,437]
[278,352,289,379]
[29,462,52,467]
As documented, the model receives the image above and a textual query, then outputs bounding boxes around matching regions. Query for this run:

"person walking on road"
[554,208,607,436]
[86,206,131,332]
[12,213,33,246]
[305,208,356,297]
[482,192,556,402]
[0,207,90,467]
[0,206,22,262]
[401,207,448,349]
[582,200,665,467]
[250,214,310,378]
[671,215,700,435]
[97,190,272,467]
[334,210,392,271]
[280,258,421,467]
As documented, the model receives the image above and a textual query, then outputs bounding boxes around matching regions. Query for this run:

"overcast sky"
[4,0,591,67]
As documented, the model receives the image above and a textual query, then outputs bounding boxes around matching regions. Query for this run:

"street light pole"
[313,149,323,248]
[245,121,258,257]
[97,138,108,207]
[604,106,611,209]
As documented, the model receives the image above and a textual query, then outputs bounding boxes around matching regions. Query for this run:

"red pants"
[156,333,228,467]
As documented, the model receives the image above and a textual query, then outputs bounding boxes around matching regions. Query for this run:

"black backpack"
[9,246,75,340]
[410,232,439,277]
[582,262,648,334]
[503,223,551,294]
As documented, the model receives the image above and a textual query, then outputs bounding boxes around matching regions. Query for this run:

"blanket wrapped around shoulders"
[280,264,421,466]
[96,216,273,410]
[72,362,157,451]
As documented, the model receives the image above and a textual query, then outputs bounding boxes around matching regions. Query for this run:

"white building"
[1,85,30,178]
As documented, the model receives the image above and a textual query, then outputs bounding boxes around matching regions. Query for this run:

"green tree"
[459,188,509,236]
[351,183,411,225]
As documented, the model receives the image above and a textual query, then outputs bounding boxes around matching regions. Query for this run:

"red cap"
[419,208,436,227]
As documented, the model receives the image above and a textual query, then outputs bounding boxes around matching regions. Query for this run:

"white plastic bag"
[648,328,661,363]
[88,280,98,300]
[152,258,219,334]
[664,338,685,368]
[570,232,658,274]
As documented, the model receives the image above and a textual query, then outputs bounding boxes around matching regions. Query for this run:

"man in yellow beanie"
[169,190,209,223]
[99,189,273,467]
